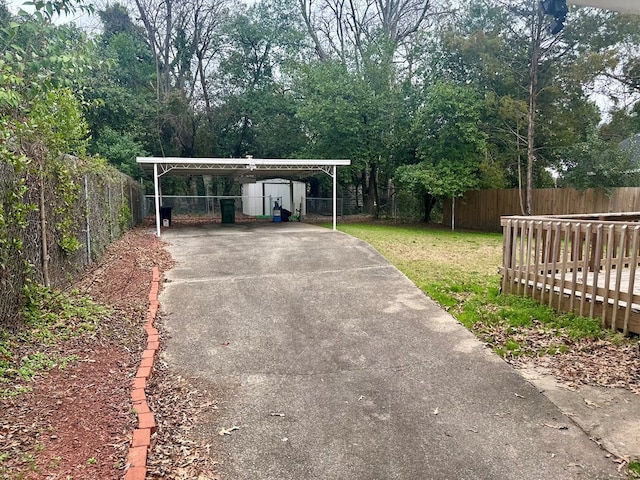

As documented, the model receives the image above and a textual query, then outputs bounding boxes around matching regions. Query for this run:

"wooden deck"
[501,213,640,335]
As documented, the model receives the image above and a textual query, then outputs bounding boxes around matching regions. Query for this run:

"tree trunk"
[234,115,250,158]
[364,165,378,215]
[197,53,214,127]
[526,10,543,216]
[189,176,198,197]
[423,193,437,223]
[299,0,329,61]
[162,0,172,97]
[39,175,50,287]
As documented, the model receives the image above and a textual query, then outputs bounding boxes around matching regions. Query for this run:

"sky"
[6,0,98,30]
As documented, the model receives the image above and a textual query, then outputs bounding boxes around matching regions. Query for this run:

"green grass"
[629,460,640,477]
[333,223,625,358]
[0,285,111,398]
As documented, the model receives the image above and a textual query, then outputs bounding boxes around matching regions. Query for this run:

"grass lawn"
[333,223,626,359]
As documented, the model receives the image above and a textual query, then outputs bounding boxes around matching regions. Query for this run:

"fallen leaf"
[583,398,599,408]
[218,425,240,436]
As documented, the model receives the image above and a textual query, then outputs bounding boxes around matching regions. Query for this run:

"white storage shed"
[242,179,306,217]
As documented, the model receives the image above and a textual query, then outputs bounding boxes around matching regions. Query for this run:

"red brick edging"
[124,266,161,480]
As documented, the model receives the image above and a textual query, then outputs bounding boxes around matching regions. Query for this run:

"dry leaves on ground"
[145,359,221,480]
[534,340,640,395]
[474,319,640,395]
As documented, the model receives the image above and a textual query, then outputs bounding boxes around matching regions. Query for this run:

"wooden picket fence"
[500,213,640,335]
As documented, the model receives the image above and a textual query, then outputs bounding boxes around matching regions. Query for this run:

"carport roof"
[137,157,351,179]
[137,156,352,236]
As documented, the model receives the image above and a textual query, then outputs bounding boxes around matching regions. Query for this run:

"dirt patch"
[1,344,133,479]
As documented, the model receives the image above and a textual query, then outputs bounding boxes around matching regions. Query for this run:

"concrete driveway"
[158,222,621,480]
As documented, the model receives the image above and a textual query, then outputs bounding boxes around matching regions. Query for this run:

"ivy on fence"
[0,152,143,330]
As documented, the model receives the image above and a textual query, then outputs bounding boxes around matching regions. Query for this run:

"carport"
[136,157,351,236]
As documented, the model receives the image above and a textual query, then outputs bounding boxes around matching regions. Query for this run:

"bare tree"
[375,0,433,43]
[130,0,227,103]
[132,0,174,99]
[298,0,441,65]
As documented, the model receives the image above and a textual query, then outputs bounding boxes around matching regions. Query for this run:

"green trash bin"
[220,199,236,224]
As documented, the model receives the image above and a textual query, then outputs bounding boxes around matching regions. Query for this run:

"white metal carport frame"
[136,157,351,236]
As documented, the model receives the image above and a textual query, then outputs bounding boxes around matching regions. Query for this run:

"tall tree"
[294,0,442,215]
[395,81,488,221]
[84,3,156,171]
[423,0,634,214]
[211,2,307,159]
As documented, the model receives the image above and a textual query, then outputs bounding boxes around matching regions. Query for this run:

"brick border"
[124,266,161,480]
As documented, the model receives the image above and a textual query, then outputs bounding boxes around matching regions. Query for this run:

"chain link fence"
[0,158,144,329]
[144,195,350,221]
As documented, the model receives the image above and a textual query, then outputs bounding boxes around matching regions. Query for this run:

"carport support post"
[154,162,161,237]
[332,165,337,231]
[452,197,455,231]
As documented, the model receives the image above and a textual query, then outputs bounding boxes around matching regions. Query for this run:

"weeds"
[0,285,111,398]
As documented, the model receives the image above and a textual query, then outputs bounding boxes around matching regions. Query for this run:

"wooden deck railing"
[500,213,640,335]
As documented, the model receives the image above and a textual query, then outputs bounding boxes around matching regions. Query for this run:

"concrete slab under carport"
[158,222,622,480]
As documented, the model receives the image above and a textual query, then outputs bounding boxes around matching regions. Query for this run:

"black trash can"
[281,208,291,222]
[160,206,172,227]
[220,199,236,224]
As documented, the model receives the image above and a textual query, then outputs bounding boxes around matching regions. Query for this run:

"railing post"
[611,225,628,332]
[540,222,552,305]
[558,223,571,312]
[623,226,640,335]
[602,224,615,329]
[589,224,603,319]
[579,224,592,317]
[532,221,543,300]
[501,218,513,294]
[524,221,534,297]
[548,222,561,308]
[569,223,581,313]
